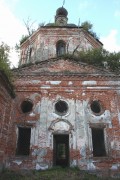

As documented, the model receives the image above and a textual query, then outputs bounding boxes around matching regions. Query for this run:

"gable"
[15,58,112,76]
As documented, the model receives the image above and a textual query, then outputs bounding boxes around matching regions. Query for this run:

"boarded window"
[16,127,31,156]
[92,128,106,157]
[56,40,66,56]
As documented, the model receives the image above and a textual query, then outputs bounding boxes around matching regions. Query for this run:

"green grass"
[0,167,117,180]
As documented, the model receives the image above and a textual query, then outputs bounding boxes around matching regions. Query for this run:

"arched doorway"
[49,119,74,167]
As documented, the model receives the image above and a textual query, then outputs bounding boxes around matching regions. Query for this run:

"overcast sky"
[0,0,120,67]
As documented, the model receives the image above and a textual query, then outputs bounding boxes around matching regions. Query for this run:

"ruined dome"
[56,7,68,17]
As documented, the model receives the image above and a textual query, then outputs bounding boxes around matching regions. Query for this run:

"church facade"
[0,7,120,176]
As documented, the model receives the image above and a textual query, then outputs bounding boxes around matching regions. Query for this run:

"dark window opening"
[55,100,68,115]
[29,47,32,59]
[91,100,101,114]
[16,127,31,156]
[92,128,106,157]
[21,100,33,113]
[56,40,66,56]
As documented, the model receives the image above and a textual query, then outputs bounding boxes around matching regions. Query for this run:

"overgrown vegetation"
[20,35,29,45]
[63,48,120,74]
[0,167,115,180]
[0,42,12,80]
[81,21,99,40]
[18,47,120,74]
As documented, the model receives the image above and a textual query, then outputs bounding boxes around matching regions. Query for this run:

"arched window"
[21,99,33,113]
[56,40,66,56]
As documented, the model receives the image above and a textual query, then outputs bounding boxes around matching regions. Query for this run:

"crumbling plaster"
[6,75,119,172]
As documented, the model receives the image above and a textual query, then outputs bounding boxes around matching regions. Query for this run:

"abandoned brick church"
[0,6,120,175]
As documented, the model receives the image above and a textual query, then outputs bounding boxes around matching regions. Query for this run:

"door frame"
[53,134,69,167]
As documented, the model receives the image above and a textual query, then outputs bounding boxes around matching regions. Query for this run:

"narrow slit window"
[16,127,31,156]
[92,128,106,157]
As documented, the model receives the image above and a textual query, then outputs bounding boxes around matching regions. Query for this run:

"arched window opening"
[21,100,33,113]
[90,100,102,114]
[56,40,66,56]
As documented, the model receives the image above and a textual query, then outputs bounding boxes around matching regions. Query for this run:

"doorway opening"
[53,134,69,167]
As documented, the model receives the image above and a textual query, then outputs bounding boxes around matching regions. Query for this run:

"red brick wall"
[0,73,14,169]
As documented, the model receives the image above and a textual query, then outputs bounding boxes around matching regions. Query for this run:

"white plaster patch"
[40,86,51,89]
[114,141,120,150]
[118,112,120,124]
[87,86,111,89]
[29,112,35,117]
[27,121,36,124]
[82,81,97,85]
[13,160,22,165]
[89,110,111,123]
[111,141,114,149]
[68,81,73,85]
[31,80,41,84]
[71,160,77,167]
[46,81,61,85]
[111,164,118,170]
[82,92,85,96]
[87,162,96,170]
[80,146,86,157]
[65,90,74,92]
[36,163,48,170]
[53,121,70,131]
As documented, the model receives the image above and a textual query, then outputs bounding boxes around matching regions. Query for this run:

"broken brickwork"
[3,59,119,178]
[0,7,120,178]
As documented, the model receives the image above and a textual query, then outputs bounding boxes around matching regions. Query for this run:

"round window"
[90,100,102,115]
[21,100,33,113]
[55,100,68,115]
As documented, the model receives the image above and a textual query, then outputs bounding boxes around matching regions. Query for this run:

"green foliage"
[81,21,99,39]
[62,48,120,74]
[0,42,12,80]
[20,35,29,45]
[38,22,45,27]
[81,21,93,31]
[79,48,120,73]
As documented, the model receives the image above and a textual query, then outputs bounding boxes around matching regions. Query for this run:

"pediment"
[16,58,113,76]
[48,118,74,132]
[31,58,110,75]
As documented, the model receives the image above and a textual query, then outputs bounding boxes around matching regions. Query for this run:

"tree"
[23,17,36,36]
[0,42,12,79]
[81,21,99,39]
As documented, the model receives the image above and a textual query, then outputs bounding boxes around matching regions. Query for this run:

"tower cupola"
[55,7,68,26]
